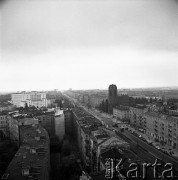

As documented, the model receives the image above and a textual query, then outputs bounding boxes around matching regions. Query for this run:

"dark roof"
[100,147,125,160]
[89,170,106,180]
[2,125,50,180]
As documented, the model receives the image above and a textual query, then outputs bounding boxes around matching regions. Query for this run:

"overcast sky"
[0,0,178,91]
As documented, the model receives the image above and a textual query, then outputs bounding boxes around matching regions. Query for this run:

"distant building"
[11,92,48,108]
[108,84,130,114]
[0,104,15,112]
[113,106,130,121]
[108,84,117,113]
[89,95,107,108]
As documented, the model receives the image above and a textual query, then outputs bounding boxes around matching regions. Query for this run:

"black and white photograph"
[0,0,178,179]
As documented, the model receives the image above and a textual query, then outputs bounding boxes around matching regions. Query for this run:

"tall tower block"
[108,84,117,114]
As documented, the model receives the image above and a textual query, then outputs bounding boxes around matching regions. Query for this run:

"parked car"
[155,146,161,150]
[140,137,147,142]
[163,151,169,155]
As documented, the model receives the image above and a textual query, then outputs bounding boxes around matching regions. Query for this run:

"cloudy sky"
[0,0,178,91]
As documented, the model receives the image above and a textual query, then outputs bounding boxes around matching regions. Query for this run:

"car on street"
[139,136,147,142]
[162,150,169,155]
[155,146,161,150]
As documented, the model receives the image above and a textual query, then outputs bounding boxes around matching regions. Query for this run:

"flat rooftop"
[73,107,103,135]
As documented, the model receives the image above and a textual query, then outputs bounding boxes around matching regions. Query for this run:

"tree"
[55,99,63,108]
[129,97,135,107]
[19,106,24,112]
[150,98,153,103]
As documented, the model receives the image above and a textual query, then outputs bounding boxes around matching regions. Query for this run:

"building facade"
[0,113,10,138]
[108,84,117,114]
[11,92,47,108]
[129,106,148,129]
[9,116,39,144]
[113,106,130,121]
[36,113,55,137]
[144,112,178,149]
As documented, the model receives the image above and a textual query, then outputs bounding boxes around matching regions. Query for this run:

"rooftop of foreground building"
[1,125,50,180]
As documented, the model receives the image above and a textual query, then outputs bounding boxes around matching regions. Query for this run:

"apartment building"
[9,115,39,144]
[113,106,130,121]
[129,105,148,129]
[73,107,101,168]
[1,125,50,180]
[11,92,47,107]
[0,113,10,138]
[36,112,55,137]
[144,111,178,149]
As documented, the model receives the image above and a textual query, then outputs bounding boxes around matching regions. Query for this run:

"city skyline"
[1,0,178,91]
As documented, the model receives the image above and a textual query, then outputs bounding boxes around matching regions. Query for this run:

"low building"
[80,147,137,180]
[91,135,130,172]
[100,147,137,179]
